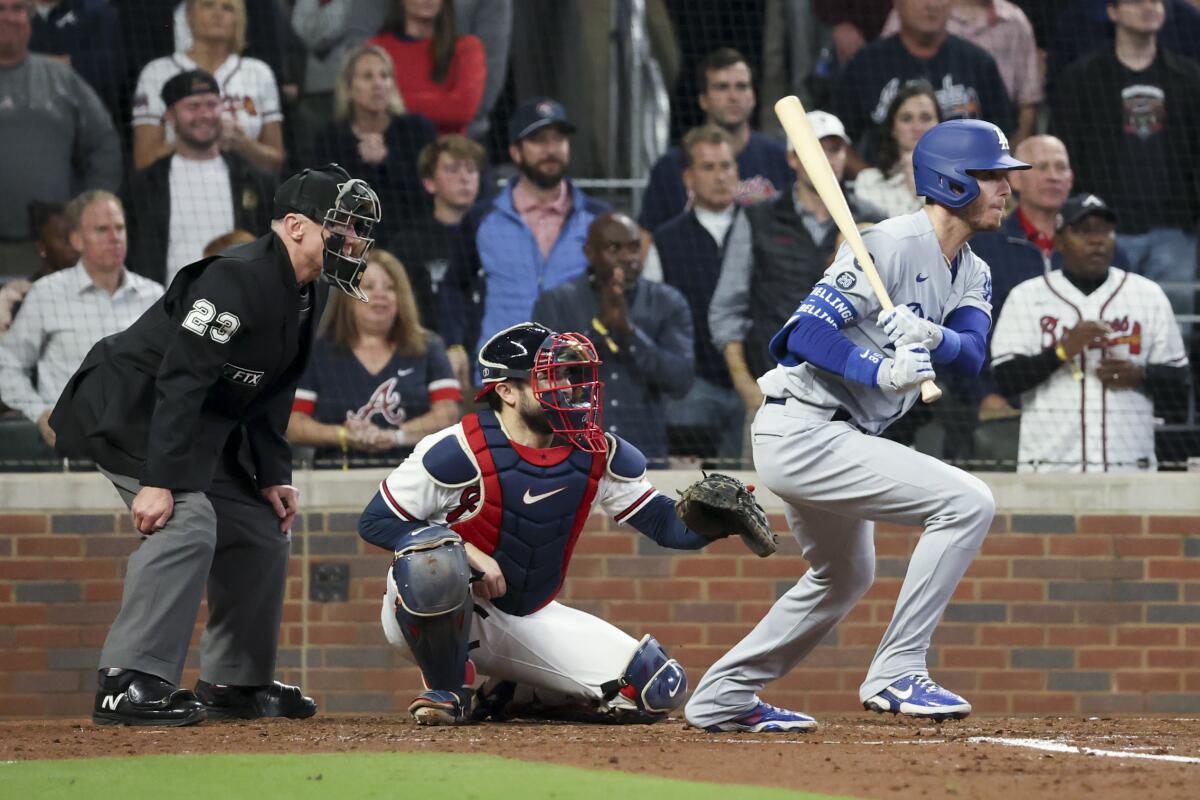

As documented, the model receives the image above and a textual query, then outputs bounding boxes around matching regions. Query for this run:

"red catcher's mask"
[529,332,605,453]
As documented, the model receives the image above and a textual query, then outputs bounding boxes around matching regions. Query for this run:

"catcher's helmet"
[913,120,1030,209]
[476,322,606,453]
[274,163,381,301]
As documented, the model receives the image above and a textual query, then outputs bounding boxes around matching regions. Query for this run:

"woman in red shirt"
[369,0,486,135]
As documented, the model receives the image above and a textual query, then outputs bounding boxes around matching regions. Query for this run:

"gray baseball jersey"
[758,210,993,433]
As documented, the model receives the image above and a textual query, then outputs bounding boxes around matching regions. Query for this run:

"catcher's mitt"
[676,472,776,557]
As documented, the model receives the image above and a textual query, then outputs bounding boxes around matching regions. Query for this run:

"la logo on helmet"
[995,128,1011,152]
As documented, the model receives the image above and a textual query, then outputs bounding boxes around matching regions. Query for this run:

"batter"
[686,120,1031,732]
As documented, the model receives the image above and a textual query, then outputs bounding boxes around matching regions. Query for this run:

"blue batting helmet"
[913,120,1030,209]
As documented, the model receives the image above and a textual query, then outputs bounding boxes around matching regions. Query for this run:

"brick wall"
[1,510,1198,718]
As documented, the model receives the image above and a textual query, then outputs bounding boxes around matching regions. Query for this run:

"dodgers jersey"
[759,210,993,433]
[377,423,662,533]
[991,268,1188,472]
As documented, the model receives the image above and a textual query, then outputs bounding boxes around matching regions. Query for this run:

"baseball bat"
[773,95,942,404]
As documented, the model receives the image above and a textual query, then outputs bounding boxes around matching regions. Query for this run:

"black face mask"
[320,179,381,301]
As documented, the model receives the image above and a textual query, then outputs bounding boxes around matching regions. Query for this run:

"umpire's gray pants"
[684,400,994,727]
[98,469,290,687]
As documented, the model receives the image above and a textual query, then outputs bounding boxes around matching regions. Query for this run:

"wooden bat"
[773,95,942,404]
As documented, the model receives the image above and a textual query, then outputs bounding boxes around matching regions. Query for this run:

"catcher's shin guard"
[389,526,473,690]
[601,634,688,719]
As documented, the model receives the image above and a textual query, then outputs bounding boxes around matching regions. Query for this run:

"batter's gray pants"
[684,400,994,727]
[97,469,290,687]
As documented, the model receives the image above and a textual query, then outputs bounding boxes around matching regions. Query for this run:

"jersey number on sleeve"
[182,298,241,343]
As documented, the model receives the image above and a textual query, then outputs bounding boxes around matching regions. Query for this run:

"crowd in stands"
[0,0,1197,472]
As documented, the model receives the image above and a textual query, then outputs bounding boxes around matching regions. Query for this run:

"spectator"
[288,248,462,466]
[391,134,484,389]
[991,193,1191,471]
[0,191,162,446]
[456,0,512,140]
[290,0,389,155]
[853,81,943,217]
[126,70,276,286]
[470,97,609,361]
[368,0,485,136]
[533,213,694,463]
[202,228,255,258]
[0,202,78,335]
[814,0,894,57]
[1050,0,1200,317]
[710,111,884,414]
[0,0,121,278]
[639,47,790,233]
[648,125,746,460]
[28,0,126,112]
[831,0,1015,171]
[132,0,285,173]
[309,44,436,247]
[881,0,1044,144]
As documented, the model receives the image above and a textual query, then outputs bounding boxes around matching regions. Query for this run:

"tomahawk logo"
[100,692,125,711]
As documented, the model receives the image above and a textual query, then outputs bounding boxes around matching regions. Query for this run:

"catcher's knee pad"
[602,634,688,718]
[389,526,473,690]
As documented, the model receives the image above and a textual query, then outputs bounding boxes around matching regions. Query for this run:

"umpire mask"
[274,164,382,301]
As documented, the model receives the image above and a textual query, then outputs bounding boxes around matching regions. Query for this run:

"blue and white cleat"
[409,689,471,726]
[702,700,818,733]
[864,675,972,721]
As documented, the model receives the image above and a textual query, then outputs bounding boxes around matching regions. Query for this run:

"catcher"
[357,322,774,725]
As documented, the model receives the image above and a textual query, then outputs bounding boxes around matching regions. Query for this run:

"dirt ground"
[3,715,1197,799]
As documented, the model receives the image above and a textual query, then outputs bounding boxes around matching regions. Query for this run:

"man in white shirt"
[126,69,275,286]
[0,191,163,446]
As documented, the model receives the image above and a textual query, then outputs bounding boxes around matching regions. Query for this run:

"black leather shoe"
[92,670,206,727]
[195,680,317,720]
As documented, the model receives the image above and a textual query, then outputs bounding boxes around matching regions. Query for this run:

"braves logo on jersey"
[1038,314,1143,355]
[351,377,407,426]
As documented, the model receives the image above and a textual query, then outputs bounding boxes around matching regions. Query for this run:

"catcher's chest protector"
[452,411,605,616]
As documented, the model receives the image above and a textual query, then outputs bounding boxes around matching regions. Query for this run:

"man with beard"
[126,70,276,287]
[686,120,1028,733]
[469,98,609,367]
[357,321,761,726]
[639,48,791,233]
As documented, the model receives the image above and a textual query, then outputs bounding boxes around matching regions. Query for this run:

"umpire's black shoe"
[194,680,317,720]
[92,670,206,727]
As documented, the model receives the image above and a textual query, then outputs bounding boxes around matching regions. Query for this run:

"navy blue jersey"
[294,333,461,458]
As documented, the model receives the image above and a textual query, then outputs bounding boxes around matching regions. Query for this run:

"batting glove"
[877,306,943,350]
[876,342,936,393]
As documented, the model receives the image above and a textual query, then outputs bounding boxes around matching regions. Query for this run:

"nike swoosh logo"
[916,274,929,283]
[859,351,869,359]
[396,368,415,377]
[888,686,914,700]
[668,679,681,698]
[523,487,567,505]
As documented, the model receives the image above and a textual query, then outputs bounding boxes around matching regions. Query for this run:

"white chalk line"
[968,736,1200,764]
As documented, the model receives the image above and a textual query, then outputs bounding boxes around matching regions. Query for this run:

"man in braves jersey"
[357,322,758,725]
[991,194,1190,472]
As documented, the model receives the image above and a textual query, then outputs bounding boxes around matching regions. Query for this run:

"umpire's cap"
[913,119,1029,209]
[273,164,353,221]
[1056,193,1119,232]
[475,322,555,400]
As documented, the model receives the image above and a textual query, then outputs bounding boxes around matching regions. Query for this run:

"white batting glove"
[876,343,936,393]
[877,306,943,350]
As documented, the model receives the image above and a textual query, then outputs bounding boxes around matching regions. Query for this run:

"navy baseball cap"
[273,164,352,221]
[161,69,220,108]
[508,97,576,144]
[1056,193,1119,232]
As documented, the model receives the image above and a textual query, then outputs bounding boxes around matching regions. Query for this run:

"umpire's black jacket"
[49,233,326,492]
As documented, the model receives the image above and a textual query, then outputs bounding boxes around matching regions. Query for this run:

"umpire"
[49,165,381,726]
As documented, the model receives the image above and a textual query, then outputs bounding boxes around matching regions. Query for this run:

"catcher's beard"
[518,391,555,437]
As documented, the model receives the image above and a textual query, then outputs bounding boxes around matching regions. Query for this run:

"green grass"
[0,751,853,799]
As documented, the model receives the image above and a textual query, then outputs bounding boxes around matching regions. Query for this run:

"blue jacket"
[471,179,610,357]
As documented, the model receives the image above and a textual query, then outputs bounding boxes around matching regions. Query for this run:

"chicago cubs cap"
[1056,193,1119,232]
[508,97,576,144]
[785,110,850,152]
[161,69,220,108]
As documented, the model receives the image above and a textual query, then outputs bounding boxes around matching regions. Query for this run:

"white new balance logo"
[100,692,125,711]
